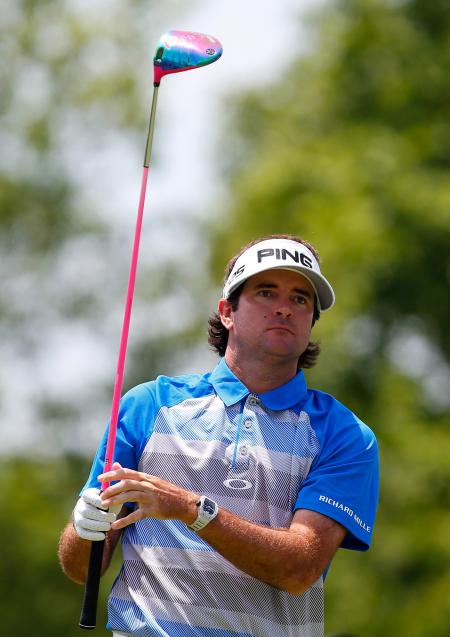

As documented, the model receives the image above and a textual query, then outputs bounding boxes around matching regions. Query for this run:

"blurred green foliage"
[211,0,450,635]
[0,456,123,636]
[1,0,449,636]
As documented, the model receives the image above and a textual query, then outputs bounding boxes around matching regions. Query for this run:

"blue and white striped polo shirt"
[84,358,379,637]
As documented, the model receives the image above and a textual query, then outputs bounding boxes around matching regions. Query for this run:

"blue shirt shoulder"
[296,388,379,551]
[83,372,216,490]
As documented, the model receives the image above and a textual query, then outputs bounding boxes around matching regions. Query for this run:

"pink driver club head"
[153,30,223,85]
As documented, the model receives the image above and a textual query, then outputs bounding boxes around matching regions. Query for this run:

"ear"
[218,298,234,330]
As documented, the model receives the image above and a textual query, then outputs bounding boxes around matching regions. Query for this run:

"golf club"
[79,30,222,630]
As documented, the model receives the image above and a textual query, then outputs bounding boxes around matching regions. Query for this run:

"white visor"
[222,239,335,311]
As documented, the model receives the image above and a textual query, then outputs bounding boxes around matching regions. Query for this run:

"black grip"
[79,539,105,629]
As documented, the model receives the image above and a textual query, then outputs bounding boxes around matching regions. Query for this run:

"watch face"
[203,498,216,515]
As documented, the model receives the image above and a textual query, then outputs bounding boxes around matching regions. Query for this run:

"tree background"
[1,1,449,635]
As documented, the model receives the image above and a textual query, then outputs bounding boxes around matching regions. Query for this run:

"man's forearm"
[58,522,94,584]
[58,522,121,584]
[197,508,333,595]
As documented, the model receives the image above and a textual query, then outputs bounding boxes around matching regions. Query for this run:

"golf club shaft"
[144,84,159,168]
[79,85,159,630]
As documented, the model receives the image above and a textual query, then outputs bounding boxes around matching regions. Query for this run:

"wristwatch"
[188,495,219,532]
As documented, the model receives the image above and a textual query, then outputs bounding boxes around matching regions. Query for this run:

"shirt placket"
[223,394,259,491]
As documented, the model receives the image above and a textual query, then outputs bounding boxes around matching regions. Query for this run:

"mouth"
[267,325,295,336]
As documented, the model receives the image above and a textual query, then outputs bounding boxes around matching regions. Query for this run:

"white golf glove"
[72,487,121,541]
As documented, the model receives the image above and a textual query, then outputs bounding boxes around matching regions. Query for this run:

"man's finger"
[76,528,106,542]
[111,508,144,530]
[79,502,117,523]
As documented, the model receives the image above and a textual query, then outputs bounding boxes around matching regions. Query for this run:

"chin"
[263,346,303,359]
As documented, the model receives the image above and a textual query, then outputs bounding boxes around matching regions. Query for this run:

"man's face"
[219,269,316,364]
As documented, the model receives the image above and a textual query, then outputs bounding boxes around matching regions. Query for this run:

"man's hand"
[98,463,199,530]
[72,487,121,541]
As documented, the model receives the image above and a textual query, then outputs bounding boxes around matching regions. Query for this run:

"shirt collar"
[210,357,308,410]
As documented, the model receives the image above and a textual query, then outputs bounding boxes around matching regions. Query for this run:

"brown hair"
[208,234,322,369]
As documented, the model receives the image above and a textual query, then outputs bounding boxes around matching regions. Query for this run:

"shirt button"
[240,445,248,456]
[248,396,258,406]
[244,420,252,429]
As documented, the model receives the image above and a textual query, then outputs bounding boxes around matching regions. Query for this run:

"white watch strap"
[188,495,219,532]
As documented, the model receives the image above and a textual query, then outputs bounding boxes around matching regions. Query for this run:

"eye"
[293,294,313,306]
[257,289,273,298]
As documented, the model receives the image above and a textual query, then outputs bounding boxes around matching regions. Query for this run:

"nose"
[276,306,293,319]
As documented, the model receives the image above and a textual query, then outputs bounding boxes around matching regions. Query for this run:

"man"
[59,234,379,637]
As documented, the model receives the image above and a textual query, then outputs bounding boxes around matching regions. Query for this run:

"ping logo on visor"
[222,239,335,311]
[256,247,314,268]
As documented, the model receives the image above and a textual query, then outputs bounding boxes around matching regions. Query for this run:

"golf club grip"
[79,539,105,629]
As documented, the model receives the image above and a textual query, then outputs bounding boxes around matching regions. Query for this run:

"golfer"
[59,234,379,637]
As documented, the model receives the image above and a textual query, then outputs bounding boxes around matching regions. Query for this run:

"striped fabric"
[108,392,324,635]
[83,358,378,636]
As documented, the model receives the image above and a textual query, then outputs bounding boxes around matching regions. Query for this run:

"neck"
[224,348,299,394]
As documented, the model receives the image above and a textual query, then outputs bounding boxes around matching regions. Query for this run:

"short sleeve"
[81,382,156,493]
[295,412,379,551]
